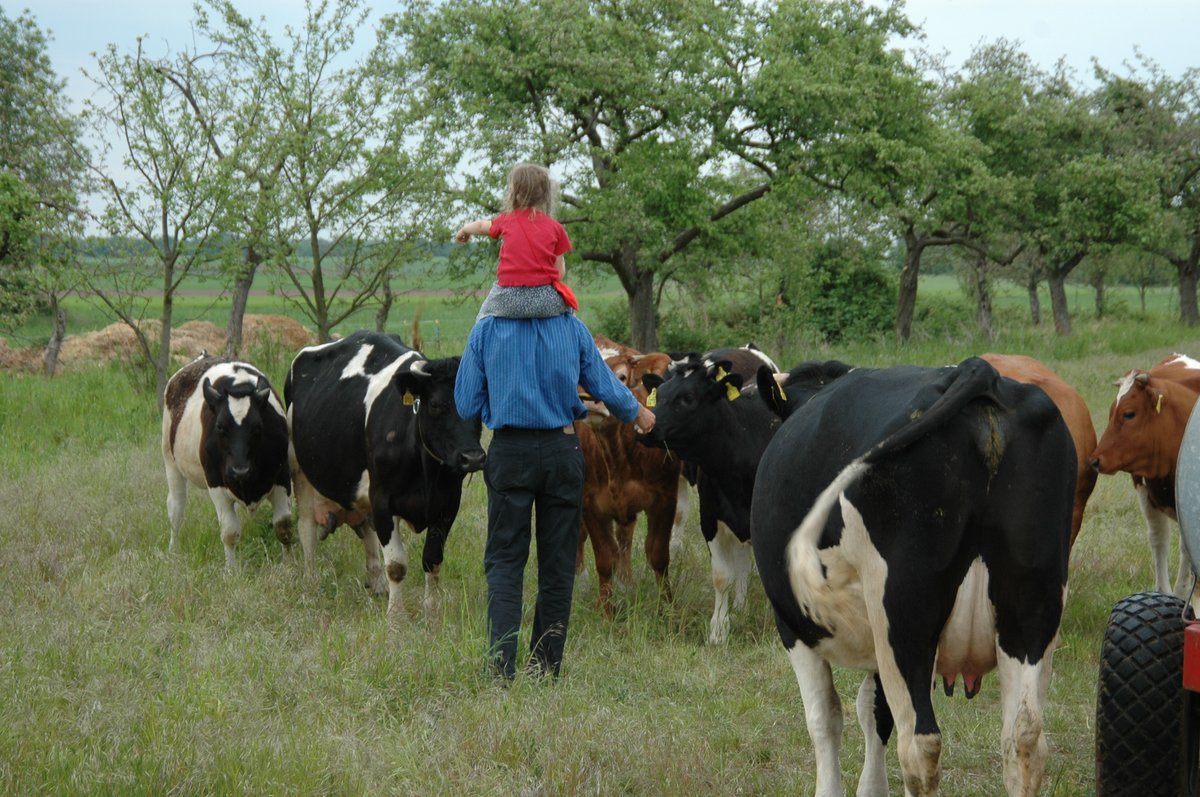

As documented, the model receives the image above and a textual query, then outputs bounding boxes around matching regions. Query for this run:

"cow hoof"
[274,519,294,547]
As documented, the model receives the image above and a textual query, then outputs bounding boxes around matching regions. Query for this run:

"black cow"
[285,331,486,619]
[751,357,1074,795]
[639,348,782,643]
[161,355,292,566]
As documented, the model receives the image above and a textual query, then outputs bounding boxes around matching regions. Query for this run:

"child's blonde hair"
[503,163,556,216]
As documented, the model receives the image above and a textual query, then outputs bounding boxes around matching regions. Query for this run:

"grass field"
[1,275,1197,794]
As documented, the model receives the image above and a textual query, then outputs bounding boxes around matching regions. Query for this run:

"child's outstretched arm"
[454,219,491,244]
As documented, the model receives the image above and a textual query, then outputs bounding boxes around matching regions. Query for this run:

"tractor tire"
[1096,591,1200,796]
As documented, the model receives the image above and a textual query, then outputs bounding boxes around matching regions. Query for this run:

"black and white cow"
[638,346,784,643]
[161,356,293,566]
[751,357,1074,796]
[285,331,485,619]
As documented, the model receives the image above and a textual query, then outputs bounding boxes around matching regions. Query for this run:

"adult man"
[455,314,655,681]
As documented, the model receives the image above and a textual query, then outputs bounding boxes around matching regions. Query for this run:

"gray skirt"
[476,283,572,321]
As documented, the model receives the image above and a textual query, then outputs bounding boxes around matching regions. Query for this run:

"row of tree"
[2,0,1199,396]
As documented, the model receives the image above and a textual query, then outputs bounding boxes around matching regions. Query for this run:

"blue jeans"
[483,427,584,679]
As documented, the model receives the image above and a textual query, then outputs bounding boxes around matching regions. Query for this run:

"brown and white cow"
[576,341,686,615]
[1089,352,1200,595]
[161,355,293,566]
[981,353,1097,545]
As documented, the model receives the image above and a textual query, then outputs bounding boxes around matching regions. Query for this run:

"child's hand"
[454,227,472,244]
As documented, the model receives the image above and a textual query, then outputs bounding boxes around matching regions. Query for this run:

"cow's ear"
[395,359,431,406]
[642,373,665,392]
[1150,387,1166,414]
[756,365,786,416]
[719,372,744,401]
[254,377,271,404]
[202,377,222,409]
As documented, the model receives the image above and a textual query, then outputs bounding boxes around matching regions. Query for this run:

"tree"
[1097,58,1200,325]
[81,38,227,406]
[0,8,87,371]
[388,0,917,351]
[246,0,447,344]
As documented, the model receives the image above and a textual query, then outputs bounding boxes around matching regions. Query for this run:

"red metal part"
[1185,621,1200,693]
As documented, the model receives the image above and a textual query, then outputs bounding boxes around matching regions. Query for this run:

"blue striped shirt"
[455,314,640,430]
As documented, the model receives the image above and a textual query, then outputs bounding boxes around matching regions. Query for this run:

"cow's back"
[287,331,417,510]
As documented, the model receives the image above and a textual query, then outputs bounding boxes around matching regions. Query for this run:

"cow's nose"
[230,465,250,478]
[460,451,486,473]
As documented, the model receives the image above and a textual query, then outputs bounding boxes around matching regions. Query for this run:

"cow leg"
[784,641,844,797]
[616,517,636,589]
[1136,483,1174,593]
[857,560,941,795]
[707,522,747,644]
[207,487,242,568]
[586,517,618,618]
[267,483,293,548]
[995,644,1053,797]
[855,673,892,797]
[377,516,409,621]
[669,476,690,557]
[359,523,387,595]
[164,460,188,555]
[1176,523,1195,599]
[293,470,319,571]
[421,524,447,615]
[644,503,674,603]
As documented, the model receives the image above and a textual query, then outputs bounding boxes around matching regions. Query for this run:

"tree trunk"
[894,231,924,341]
[1027,273,1041,326]
[973,254,993,341]
[1047,271,1072,336]
[225,246,262,356]
[1178,255,1199,326]
[157,274,174,411]
[43,294,66,377]
[628,268,657,352]
[375,273,394,333]
[1092,272,1106,319]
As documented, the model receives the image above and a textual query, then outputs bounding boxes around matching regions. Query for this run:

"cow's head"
[396,357,486,474]
[638,356,743,456]
[1090,370,1171,477]
[202,373,275,487]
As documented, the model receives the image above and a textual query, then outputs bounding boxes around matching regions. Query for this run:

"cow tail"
[861,356,1001,467]
[787,459,870,630]
[785,357,999,629]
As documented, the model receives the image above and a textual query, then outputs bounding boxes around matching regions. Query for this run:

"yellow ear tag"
[715,366,728,381]
[403,389,415,406]
[646,388,657,408]
[726,382,740,401]
[1156,393,1164,414]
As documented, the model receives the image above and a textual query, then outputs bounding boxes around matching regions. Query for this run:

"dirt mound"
[0,315,316,373]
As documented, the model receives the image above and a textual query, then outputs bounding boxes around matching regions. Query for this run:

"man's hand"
[633,404,656,435]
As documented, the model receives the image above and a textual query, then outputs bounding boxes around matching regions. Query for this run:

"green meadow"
[1,273,1196,794]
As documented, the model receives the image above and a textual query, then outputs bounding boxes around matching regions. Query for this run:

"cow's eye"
[1122,410,1136,421]
[428,401,446,416]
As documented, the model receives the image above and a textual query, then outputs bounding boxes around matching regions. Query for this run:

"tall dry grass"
[1,321,1198,794]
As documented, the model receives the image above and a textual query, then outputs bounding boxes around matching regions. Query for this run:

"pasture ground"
[1,304,1197,794]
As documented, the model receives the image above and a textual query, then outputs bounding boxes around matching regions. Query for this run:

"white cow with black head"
[161,355,293,566]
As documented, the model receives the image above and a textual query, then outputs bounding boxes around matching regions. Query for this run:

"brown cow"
[981,353,1097,545]
[1089,353,1200,595]
[575,340,687,615]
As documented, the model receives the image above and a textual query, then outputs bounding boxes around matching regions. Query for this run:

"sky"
[26,0,1198,111]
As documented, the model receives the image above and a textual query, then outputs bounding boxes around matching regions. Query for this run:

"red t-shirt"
[488,209,572,287]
